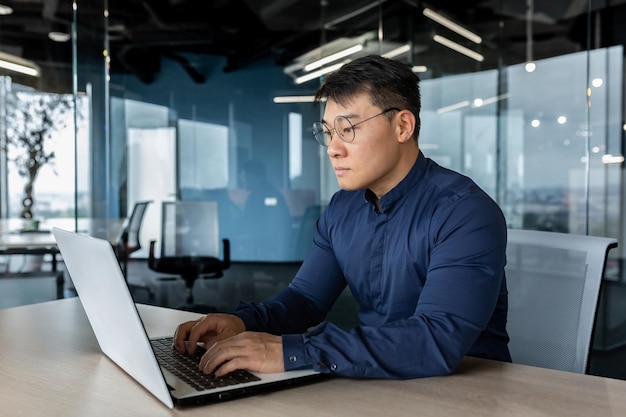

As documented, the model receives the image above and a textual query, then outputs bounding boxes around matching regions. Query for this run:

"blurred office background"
[0,0,625,378]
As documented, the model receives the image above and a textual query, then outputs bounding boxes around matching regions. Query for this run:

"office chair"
[114,200,152,279]
[505,229,618,374]
[113,200,154,299]
[148,200,230,313]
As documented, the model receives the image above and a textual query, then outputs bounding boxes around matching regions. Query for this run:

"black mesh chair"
[148,200,230,312]
[114,200,152,279]
[113,200,154,299]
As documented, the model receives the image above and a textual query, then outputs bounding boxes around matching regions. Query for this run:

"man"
[174,55,511,379]
[238,158,292,260]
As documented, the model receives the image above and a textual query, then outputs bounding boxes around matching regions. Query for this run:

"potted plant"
[4,90,74,220]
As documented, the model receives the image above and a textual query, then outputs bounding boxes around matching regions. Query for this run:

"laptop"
[52,227,323,408]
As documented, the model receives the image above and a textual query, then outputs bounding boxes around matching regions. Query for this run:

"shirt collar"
[364,151,427,212]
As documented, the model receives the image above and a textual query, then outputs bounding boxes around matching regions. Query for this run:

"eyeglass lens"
[334,116,355,143]
[312,122,331,146]
[312,116,356,146]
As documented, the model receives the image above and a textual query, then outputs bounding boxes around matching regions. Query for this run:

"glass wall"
[419,46,623,238]
[2,1,623,262]
[1,0,626,261]
[91,2,621,264]
[106,57,321,261]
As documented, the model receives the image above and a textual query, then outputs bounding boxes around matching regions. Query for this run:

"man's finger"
[173,321,193,353]
[186,320,206,355]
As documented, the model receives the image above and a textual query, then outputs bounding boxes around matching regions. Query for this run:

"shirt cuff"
[282,334,311,371]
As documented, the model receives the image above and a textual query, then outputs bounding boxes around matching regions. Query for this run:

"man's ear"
[396,110,416,143]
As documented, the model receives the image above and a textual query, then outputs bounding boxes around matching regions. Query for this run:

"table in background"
[0,218,124,307]
[0,220,63,304]
[0,218,125,256]
[1,298,626,417]
[0,217,125,241]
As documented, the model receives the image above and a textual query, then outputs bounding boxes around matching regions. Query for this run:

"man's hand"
[198,331,284,376]
[173,313,246,356]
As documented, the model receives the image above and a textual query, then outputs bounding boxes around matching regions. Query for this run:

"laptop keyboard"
[151,337,261,391]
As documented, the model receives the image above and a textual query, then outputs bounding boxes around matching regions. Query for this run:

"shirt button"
[289,355,297,363]
[330,364,337,371]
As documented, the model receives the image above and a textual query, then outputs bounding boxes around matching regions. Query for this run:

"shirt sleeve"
[233,235,349,341]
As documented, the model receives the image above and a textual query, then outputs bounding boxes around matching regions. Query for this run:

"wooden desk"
[1,298,626,417]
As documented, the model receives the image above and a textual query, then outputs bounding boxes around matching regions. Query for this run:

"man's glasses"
[312,107,400,147]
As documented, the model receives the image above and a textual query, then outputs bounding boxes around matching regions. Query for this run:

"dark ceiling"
[1,0,626,87]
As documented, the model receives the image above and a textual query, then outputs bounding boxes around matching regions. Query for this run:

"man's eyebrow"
[321,113,359,124]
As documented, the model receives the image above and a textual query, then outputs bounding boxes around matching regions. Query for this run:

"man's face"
[322,93,404,198]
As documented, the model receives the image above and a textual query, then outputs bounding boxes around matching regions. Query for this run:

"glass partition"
[1,0,623,260]
[419,46,623,239]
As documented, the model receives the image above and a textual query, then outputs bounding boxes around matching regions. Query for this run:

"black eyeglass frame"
[312,107,401,147]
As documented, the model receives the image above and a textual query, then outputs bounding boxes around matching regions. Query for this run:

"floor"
[1,254,624,380]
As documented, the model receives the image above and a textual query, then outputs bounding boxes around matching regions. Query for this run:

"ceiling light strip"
[479,93,509,106]
[49,31,71,42]
[602,154,625,164]
[295,62,345,85]
[423,8,482,44]
[273,96,317,103]
[0,51,41,77]
[382,44,411,59]
[304,45,363,72]
[433,35,484,62]
[0,59,39,77]
[437,100,471,114]
[0,4,13,15]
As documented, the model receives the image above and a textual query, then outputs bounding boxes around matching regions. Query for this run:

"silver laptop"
[52,227,322,408]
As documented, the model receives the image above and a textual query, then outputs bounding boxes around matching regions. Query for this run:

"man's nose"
[326,134,346,157]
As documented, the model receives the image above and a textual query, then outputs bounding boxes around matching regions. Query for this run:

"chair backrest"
[115,200,152,250]
[160,200,219,259]
[125,201,152,249]
[505,229,617,373]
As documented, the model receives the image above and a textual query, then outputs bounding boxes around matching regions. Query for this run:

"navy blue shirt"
[235,152,511,379]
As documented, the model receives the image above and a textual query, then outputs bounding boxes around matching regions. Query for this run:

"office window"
[178,119,229,190]
[2,83,90,220]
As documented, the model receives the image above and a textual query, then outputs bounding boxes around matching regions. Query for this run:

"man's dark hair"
[314,55,421,140]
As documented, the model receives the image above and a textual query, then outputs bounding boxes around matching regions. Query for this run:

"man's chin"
[336,180,360,191]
